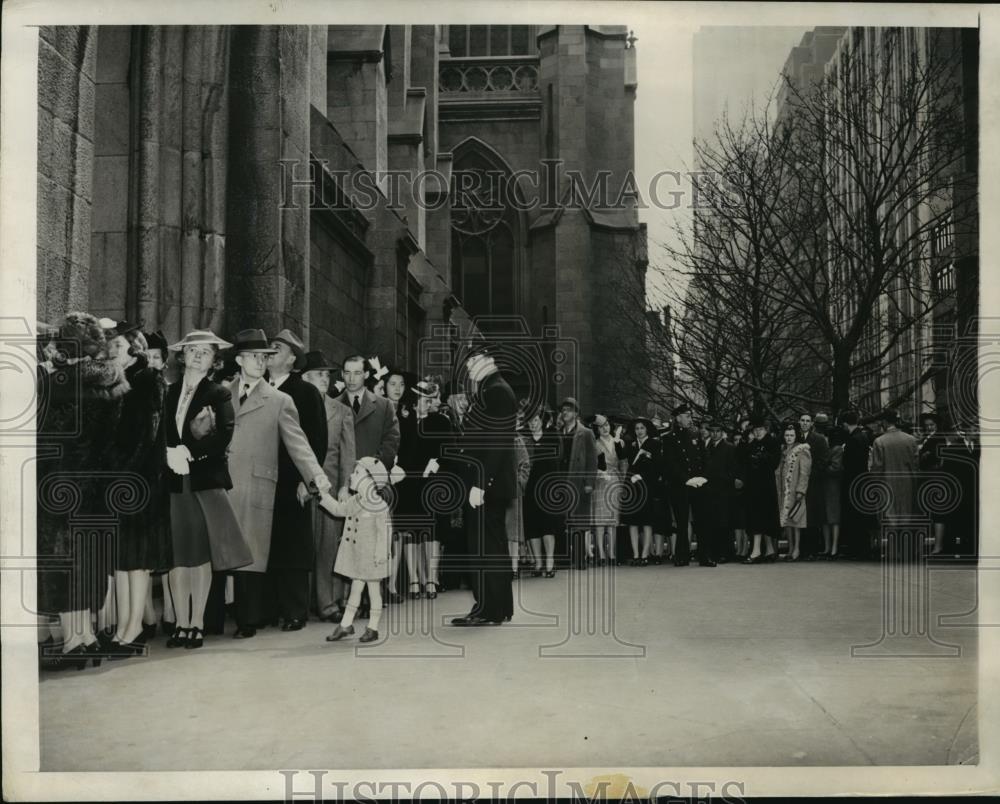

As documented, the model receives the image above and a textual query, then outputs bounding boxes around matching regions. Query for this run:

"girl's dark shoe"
[425,582,438,600]
[543,570,556,578]
[326,624,354,642]
[743,554,764,565]
[408,582,422,600]
[161,620,176,638]
[139,622,157,642]
[640,557,649,567]
[185,627,204,649]
[359,628,379,643]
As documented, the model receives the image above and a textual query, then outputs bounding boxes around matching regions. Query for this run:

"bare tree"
[767,27,974,415]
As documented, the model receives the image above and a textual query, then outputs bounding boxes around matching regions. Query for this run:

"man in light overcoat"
[226,329,330,639]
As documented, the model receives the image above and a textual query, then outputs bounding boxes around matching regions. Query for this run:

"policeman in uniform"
[660,404,707,567]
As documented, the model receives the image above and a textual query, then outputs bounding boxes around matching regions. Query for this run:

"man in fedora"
[451,343,516,626]
[660,403,707,566]
[301,350,356,622]
[559,396,597,568]
[223,329,330,638]
[265,329,329,631]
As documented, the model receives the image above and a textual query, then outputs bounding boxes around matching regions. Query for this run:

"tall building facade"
[817,27,978,423]
[36,24,648,413]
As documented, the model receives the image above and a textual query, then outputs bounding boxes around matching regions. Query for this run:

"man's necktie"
[239,384,249,405]
[353,395,361,415]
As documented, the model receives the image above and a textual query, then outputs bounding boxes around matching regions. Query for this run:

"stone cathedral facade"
[36,24,648,413]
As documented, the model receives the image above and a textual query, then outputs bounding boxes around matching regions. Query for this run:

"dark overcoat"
[269,372,328,570]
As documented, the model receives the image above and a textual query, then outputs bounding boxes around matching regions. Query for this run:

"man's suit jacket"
[165,376,235,493]
[461,371,518,503]
[323,395,356,494]
[226,378,326,573]
[336,387,400,468]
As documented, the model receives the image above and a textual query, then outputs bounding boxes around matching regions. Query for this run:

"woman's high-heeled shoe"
[185,627,204,649]
[425,582,438,600]
[543,569,556,578]
[108,640,144,660]
[46,644,90,672]
[408,582,421,600]
[742,554,764,565]
[166,628,190,649]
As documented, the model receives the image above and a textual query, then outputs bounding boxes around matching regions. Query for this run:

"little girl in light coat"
[319,456,392,643]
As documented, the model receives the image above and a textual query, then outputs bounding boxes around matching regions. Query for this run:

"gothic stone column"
[225,26,311,339]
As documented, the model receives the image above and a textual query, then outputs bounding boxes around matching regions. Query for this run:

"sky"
[630,22,810,309]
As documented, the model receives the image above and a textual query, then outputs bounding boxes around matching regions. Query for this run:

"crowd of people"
[35,311,980,671]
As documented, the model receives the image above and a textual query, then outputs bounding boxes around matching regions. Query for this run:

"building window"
[934,262,956,295]
[450,147,522,317]
[447,25,533,57]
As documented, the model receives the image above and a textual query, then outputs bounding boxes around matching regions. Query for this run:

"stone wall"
[309,215,368,362]
[37,26,97,324]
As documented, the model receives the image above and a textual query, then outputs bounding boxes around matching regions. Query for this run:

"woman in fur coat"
[37,312,130,670]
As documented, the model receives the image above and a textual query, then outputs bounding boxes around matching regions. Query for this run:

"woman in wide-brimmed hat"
[164,330,251,650]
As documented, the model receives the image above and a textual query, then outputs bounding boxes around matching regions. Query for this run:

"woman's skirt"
[170,477,251,570]
[592,472,622,527]
[620,479,658,527]
[825,477,842,526]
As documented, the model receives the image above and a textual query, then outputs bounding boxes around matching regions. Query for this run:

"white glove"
[630,474,641,484]
[685,476,708,488]
[423,458,440,478]
[312,473,332,493]
[468,486,485,508]
[390,463,406,485]
[166,445,191,476]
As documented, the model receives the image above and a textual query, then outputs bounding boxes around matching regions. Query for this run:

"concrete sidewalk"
[39,560,978,770]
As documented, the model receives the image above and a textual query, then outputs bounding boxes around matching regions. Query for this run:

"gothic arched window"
[450,146,522,318]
